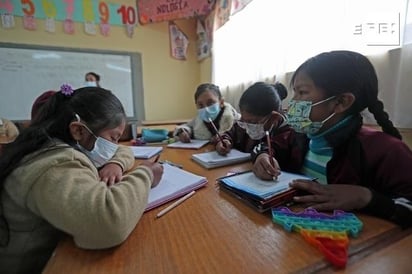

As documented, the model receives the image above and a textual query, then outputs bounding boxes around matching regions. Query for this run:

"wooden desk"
[43,146,411,274]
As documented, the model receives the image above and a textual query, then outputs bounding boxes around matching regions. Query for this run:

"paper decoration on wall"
[169,21,189,60]
[23,15,36,30]
[84,21,97,35]
[272,207,363,268]
[63,19,75,34]
[214,0,231,30]
[231,0,253,16]
[0,0,137,26]
[137,0,215,25]
[45,17,55,33]
[196,19,210,61]
[100,23,110,36]
[1,13,15,29]
[126,23,135,38]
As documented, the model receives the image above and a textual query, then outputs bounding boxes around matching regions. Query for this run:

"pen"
[266,131,275,167]
[156,190,196,218]
[208,117,226,146]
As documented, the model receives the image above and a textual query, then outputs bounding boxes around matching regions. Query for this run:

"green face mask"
[286,96,335,135]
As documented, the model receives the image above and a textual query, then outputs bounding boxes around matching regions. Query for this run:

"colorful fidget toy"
[271,207,363,268]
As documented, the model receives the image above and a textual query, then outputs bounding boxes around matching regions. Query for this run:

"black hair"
[290,50,401,140]
[272,82,288,100]
[85,72,100,82]
[239,82,283,116]
[0,87,126,184]
[194,83,222,102]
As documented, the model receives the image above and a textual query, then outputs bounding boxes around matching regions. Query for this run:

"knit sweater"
[174,102,240,140]
[0,141,153,274]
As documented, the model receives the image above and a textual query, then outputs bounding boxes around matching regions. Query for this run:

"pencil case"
[141,128,169,142]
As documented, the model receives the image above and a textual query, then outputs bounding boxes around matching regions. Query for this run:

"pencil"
[266,131,275,167]
[156,190,196,218]
[153,154,161,163]
[208,118,225,146]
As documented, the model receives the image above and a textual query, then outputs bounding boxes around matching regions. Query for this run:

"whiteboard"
[0,43,144,121]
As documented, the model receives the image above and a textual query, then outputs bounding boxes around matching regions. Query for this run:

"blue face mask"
[286,96,335,135]
[85,81,97,87]
[74,114,118,168]
[198,102,221,122]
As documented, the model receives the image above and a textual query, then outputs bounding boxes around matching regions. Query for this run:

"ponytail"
[368,99,402,140]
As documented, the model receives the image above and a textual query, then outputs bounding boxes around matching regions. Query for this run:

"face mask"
[75,115,118,168]
[198,102,221,122]
[286,96,335,135]
[85,81,97,87]
[237,117,273,140]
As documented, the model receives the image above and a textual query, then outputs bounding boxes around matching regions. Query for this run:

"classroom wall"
[0,3,207,121]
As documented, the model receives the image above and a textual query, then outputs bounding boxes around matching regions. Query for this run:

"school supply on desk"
[141,128,169,143]
[145,163,207,211]
[167,139,209,149]
[192,149,250,169]
[156,190,196,218]
[129,146,163,159]
[272,207,363,268]
[217,171,311,212]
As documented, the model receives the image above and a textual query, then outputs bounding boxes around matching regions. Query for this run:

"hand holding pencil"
[208,118,231,155]
[140,154,164,188]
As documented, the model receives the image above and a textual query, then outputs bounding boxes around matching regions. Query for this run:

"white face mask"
[75,114,118,168]
[85,81,97,87]
[237,116,272,140]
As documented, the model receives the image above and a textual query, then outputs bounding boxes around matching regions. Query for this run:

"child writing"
[174,83,240,143]
[253,50,412,227]
[216,82,289,175]
[0,86,163,273]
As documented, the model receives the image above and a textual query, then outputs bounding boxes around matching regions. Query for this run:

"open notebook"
[191,149,251,169]
[145,163,208,211]
[167,139,209,149]
[217,171,311,212]
[129,146,163,159]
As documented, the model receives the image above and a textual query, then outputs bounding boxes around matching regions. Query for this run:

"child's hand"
[253,153,281,180]
[216,139,231,155]
[178,130,191,143]
[140,161,164,188]
[290,180,373,211]
[99,163,123,186]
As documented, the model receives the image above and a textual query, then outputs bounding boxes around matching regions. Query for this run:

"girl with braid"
[253,51,412,227]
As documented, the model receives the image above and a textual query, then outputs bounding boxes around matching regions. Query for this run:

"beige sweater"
[0,141,153,274]
[174,102,240,140]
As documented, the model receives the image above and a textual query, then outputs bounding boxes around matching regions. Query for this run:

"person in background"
[31,90,56,120]
[0,118,19,154]
[215,82,289,172]
[0,86,163,273]
[253,50,412,227]
[85,72,101,87]
[174,83,240,143]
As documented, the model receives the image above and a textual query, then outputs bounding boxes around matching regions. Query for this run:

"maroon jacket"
[252,116,412,227]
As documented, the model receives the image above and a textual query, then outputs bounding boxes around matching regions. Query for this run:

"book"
[130,146,163,159]
[145,163,208,211]
[191,149,251,169]
[167,139,209,149]
[217,171,311,212]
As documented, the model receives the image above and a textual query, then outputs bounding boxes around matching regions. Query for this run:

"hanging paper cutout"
[126,23,135,38]
[63,19,75,34]
[23,14,36,30]
[231,0,253,16]
[84,21,97,35]
[214,0,231,30]
[100,23,110,36]
[137,0,215,25]
[169,21,189,60]
[1,13,15,29]
[45,17,56,33]
[196,19,210,61]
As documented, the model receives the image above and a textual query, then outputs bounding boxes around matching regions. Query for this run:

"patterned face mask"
[286,96,335,135]
[198,102,221,122]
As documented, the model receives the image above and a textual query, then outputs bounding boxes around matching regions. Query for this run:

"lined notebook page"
[191,149,250,168]
[167,139,209,149]
[130,146,163,159]
[145,164,207,211]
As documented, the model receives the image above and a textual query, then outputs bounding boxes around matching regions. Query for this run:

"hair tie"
[60,83,74,96]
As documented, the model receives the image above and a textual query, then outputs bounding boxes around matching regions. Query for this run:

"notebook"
[167,139,209,149]
[145,163,208,211]
[191,149,251,169]
[129,146,163,159]
[217,171,311,212]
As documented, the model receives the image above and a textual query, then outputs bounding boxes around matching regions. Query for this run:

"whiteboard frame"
[0,42,145,123]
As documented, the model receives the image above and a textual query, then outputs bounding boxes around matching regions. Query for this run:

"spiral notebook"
[191,149,251,169]
[130,146,163,159]
[145,163,208,211]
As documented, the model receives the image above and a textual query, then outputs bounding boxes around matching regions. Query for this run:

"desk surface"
[43,145,411,274]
